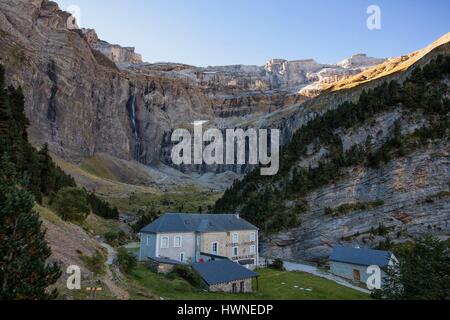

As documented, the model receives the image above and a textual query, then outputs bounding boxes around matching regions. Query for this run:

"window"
[232,233,239,243]
[174,236,182,248]
[211,242,219,255]
[180,252,185,262]
[250,245,256,255]
[160,236,169,249]
[250,232,256,242]
[232,246,239,257]
[146,235,151,246]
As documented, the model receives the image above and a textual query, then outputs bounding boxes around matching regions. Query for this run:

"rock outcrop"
[261,112,450,261]
[82,28,143,67]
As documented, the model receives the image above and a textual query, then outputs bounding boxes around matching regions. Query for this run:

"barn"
[329,246,397,286]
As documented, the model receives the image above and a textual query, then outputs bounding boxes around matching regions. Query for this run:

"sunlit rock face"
[81,28,143,68]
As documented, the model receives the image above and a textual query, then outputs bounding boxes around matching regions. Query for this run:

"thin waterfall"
[127,94,141,161]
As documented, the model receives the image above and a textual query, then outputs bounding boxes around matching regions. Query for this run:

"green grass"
[80,156,118,181]
[105,189,223,214]
[82,213,119,237]
[125,265,370,300]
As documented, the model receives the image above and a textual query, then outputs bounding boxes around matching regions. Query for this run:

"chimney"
[235,213,240,219]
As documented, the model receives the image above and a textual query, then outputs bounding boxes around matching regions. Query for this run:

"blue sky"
[56,0,450,67]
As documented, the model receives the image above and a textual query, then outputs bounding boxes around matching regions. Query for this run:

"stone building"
[191,260,259,293]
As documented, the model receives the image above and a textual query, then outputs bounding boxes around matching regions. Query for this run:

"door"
[240,281,245,293]
[211,242,218,255]
[232,283,237,294]
[353,269,361,282]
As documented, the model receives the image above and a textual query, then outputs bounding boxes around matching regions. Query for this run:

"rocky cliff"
[0,0,388,174]
[263,121,450,261]
[215,48,450,261]
[0,0,213,166]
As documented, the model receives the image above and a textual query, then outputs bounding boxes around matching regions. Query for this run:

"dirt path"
[100,242,130,300]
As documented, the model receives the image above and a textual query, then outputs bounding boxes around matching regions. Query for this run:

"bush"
[169,265,203,288]
[51,187,90,223]
[104,231,119,246]
[117,248,137,274]
[80,250,105,275]
[270,258,285,271]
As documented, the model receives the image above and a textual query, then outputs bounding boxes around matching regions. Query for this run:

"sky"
[55,0,450,67]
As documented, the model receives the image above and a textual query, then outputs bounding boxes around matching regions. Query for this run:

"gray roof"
[148,256,184,265]
[329,246,393,267]
[140,213,258,234]
[191,260,258,285]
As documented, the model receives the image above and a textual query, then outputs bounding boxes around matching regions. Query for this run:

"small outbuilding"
[191,260,259,293]
[147,256,184,274]
[329,246,397,286]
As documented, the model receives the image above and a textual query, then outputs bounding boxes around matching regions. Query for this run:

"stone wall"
[209,278,253,293]
[146,260,176,274]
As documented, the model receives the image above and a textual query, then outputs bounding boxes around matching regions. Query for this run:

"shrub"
[270,258,285,271]
[117,248,137,274]
[169,265,203,288]
[80,250,105,275]
[104,231,119,246]
[52,187,90,223]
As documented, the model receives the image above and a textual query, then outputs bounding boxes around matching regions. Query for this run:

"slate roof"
[148,256,184,266]
[140,213,258,234]
[329,246,394,267]
[191,260,259,286]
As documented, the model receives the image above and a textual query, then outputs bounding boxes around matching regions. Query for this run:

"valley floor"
[123,265,370,300]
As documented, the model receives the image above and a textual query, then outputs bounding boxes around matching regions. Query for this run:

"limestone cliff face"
[82,28,143,67]
[0,0,213,165]
[0,0,386,170]
[252,43,450,261]
[261,108,450,261]
[262,143,449,261]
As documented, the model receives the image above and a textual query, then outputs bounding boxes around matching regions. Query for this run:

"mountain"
[0,0,384,180]
[1,0,449,264]
[215,48,450,261]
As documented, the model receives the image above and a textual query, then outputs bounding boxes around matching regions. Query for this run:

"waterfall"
[130,95,138,139]
[127,94,141,161]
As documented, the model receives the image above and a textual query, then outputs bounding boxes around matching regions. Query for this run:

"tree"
[117,248,137,274]
[0,158,61,300]
[86,192,119,220]
[51,187,90,223]
[374,235,450,300]
[132,205,160,233]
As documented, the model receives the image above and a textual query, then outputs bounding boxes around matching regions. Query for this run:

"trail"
[99,242,130,300]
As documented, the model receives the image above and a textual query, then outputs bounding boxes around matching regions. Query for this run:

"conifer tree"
[0,158,61,300]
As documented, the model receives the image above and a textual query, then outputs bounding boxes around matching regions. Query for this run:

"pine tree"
[374,235,450,300]
[0,158,61,300]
